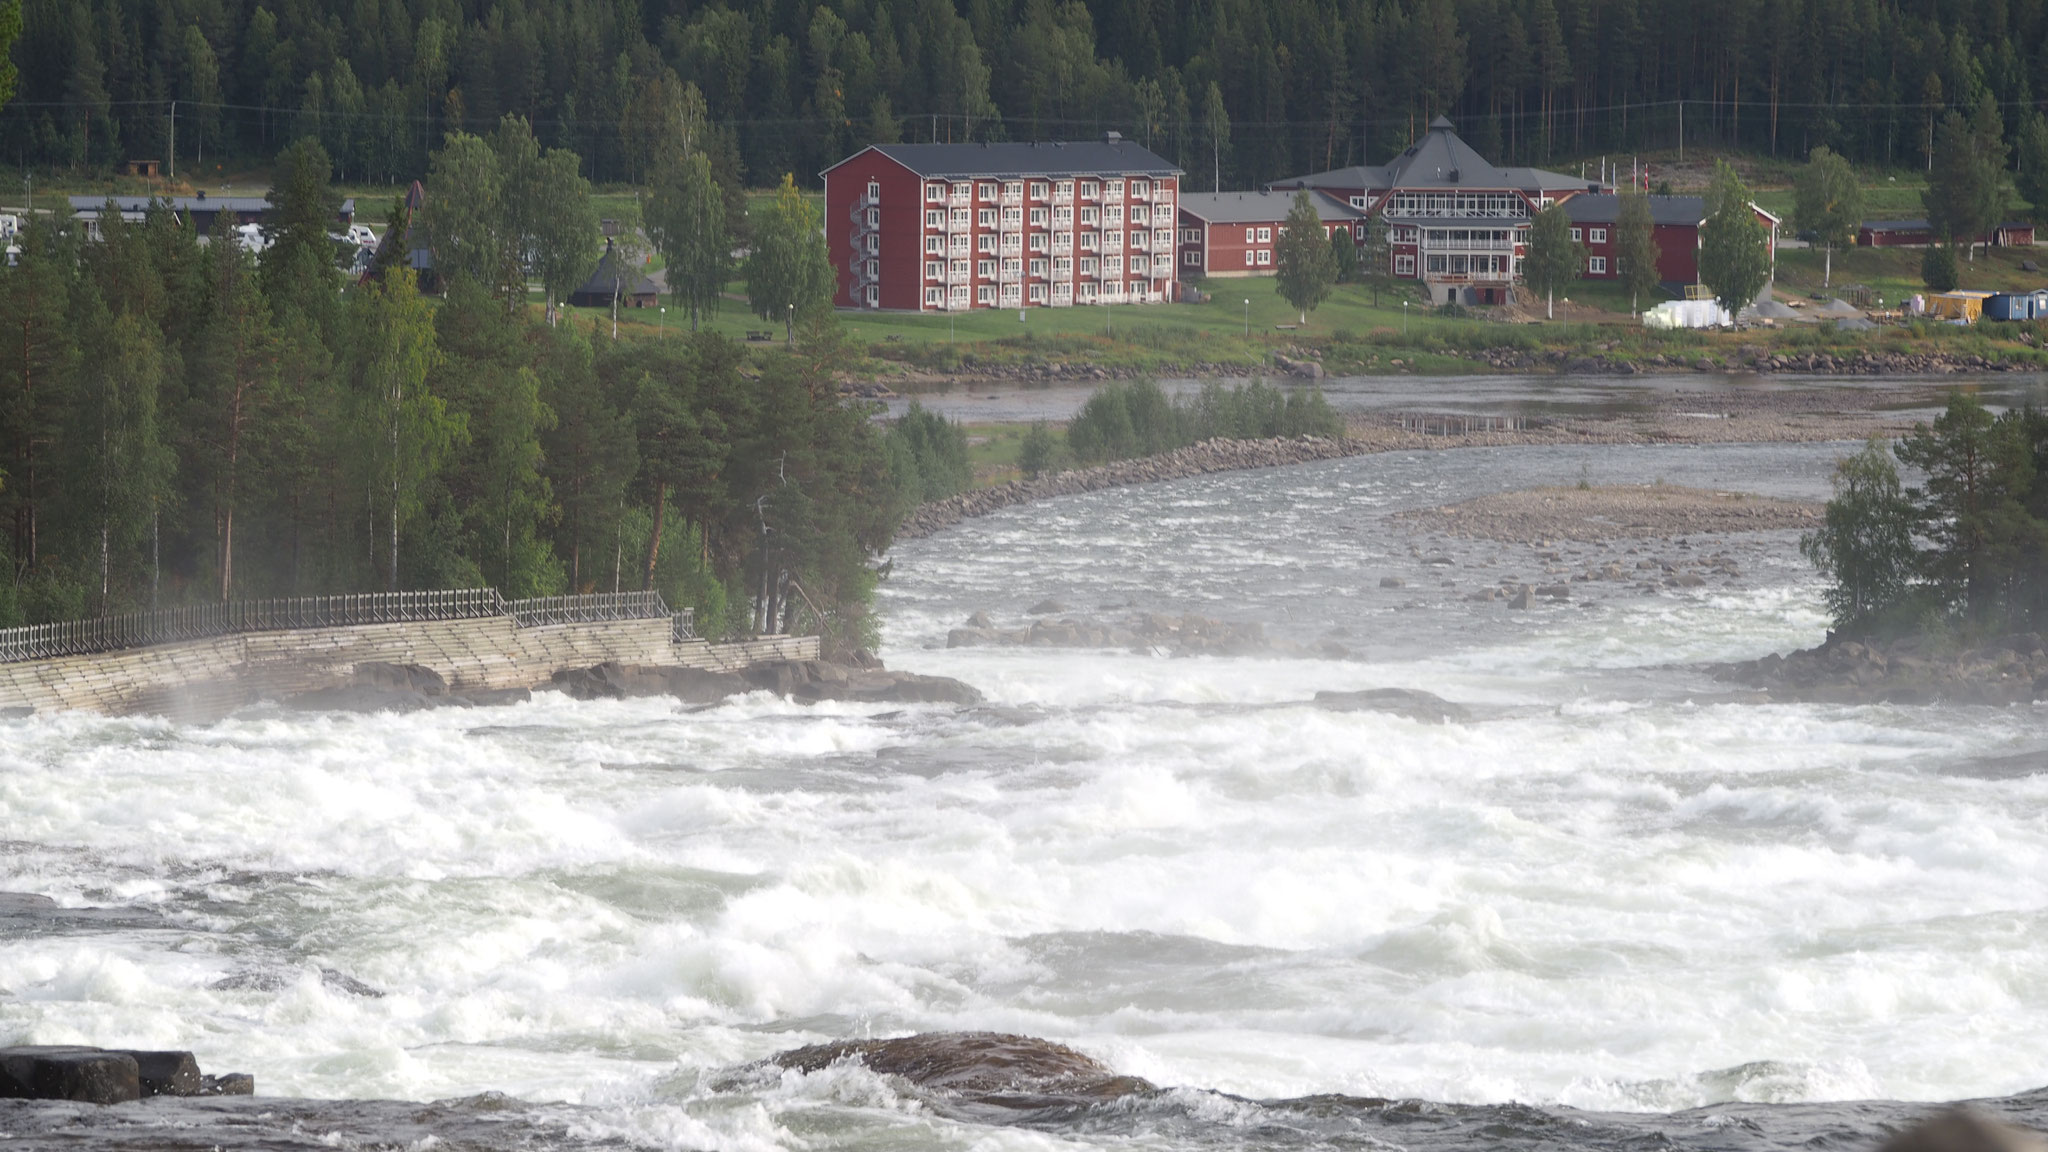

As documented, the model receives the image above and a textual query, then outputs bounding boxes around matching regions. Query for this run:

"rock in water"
[0,1048,140,1104]
[1878,1110,2048,1152]
[1312,688,1471,723]
[764,1032,1153,1107]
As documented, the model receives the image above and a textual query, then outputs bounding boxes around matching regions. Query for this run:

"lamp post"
[1243,298,1250,337]
[1403,299,1408,335]
[786,302,794,344]
[660,306,666,340]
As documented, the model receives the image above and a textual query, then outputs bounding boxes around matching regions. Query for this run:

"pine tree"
[190,211,282,601]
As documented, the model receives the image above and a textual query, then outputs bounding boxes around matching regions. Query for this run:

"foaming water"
[3,440,2045,1150]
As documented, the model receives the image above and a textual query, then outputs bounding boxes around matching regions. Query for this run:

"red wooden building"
[1269,115,1597,306]
[1857,219,2036,248]
[1562,194,1779,287]
[821,135,1183,311]
[1175,191,1368,279]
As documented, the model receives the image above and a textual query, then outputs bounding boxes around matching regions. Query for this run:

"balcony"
[1053,190,1073,205]
[1000,191,1022,206]
[1420,236,1516,251]
[945,271,971,285]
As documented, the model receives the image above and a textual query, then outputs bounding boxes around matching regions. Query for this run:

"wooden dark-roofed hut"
[567,238,658,309]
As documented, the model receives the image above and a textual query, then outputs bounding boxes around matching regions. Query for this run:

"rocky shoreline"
[1711,631,2048,705]
[1394,485,1824,544]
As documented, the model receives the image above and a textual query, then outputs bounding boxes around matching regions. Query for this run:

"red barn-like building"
[1175,191,1368,279]
[1269,115,1597,306]
[821,135,1183,311]
[1561,194,1779,287]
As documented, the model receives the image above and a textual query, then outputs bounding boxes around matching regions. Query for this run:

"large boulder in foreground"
[0,1046,250,1104]
[764,1032,1152,1107]
[1878,1109,2048,1152]
[745,659,984,706]
[1313,688,1470,723]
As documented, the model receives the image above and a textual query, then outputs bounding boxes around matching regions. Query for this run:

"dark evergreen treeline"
[0,141,909,650]
[7,0,2048,192]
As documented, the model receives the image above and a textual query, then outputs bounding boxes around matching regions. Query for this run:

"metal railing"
[672,609,697,643]
[504,590,670,628]
[0,588,699,664]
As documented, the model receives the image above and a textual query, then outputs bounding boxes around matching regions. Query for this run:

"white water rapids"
[2,440,2045,1150]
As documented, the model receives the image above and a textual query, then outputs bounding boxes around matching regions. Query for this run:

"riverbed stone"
[1312,688,1470,723]
[0,1049,142,1104]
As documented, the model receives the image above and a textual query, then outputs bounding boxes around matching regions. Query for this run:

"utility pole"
[1677,100,1683,164]
[168,101,176,181]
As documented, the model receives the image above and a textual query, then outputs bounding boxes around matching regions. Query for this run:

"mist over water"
[4,439,2046,1149]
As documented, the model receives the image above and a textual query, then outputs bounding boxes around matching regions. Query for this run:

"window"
[1589,255,1608,274]
[1054,283,1072,303]
[1002,208,1023,227]
[1029,258,1047,277]
[1001,258,1022,276]
[925,236,944,254]
[950,259,969,277]
[951,182,971,200]
[978,234,996,253]
[865,287,878,305]
[1426,254,1447,273]
[950,235,969,254]
[926,260,943,278]
[978,183,997,201]
[1103,256,1122,275]
[1569,227,1582,242]
[949,284,969,303]
[1184,250,1199,265]
[1256,227,1271,242]
[1080,181,1100,199]
[951,208,971,228]
[1132,179,1148,196]
[1030,181,1049,199]
[1080,232,1099,251]
[1181,228,1199,244]
[978,209,996,227]
[1079,206,1099,226]
[867,180,880,200]
[925,286,942,305]
[1029,283,1047,302]
[1395,254,1415,276]
[1030,207,1048,226]
[1590,227,1607,243]
[1002,181,1022,200]
[1130,255,1148,273]
[926,210,944,228]
[1078,283,1095,302]
[1245,227,1256,243]
[1080,256,1098,275]
[1105,179,1124,197]
[1104,205,1124,226]
[1055,180,1073,199]
[1053,256,1072,275]
[977,285,995,303]
[1245,249,1256,267]
[1029,233,1048,252]
[1054,206,1073,226]
[1104,230,1122,249]
[1350,196,1368,209]
[863,234,878,253]
[927,183,946,202]
[1131,205,1148,224]
[1256,249,1271,266]
[977,259,995,277]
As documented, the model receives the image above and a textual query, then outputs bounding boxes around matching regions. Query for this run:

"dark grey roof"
[1563,194,1706,226]
[1178,190,1365,225]
[831,139,1182,179]
[69,194,356,215]
[572,239,657,299]
[1269,117,1587,195]
[1858,218,2031,232]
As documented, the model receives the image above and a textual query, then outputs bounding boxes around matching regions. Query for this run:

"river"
[2,436,2044,1149]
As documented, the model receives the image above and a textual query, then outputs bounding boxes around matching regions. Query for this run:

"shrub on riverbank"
[1066,380,1343,465]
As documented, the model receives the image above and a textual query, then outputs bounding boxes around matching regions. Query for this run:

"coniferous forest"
[5,0,2048,191]
[0,135,920,648]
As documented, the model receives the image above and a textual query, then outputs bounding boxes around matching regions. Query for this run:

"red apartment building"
[1270,115,1597,306]
[1561,194,1779,286]
[1175,191,1368,278]
[821,135,1183,311]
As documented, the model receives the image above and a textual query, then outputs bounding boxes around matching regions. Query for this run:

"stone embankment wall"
[897,435,1356,540]
[0,617,818,716]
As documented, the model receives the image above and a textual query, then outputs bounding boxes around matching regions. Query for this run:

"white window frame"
[1183,250,1200,265]
[926,210,944,228]
[1244,249,1256,267]
[1395,253,1415,275]
[976,284,995,303]
[1589,255,1607,274]
[978,208,996,227]
[978,182,997,201]
[977,259,995,277]
[1080,180,1100,199]
[1029,181,1049,199]
[1244,227,1256,243]
[924,235,944,254]
[1181,228,1199,244]
[927,183,946,202]
[1590,227,1607,243]
[925,286,942,305]
[1569,227,1583,242]
[1256,249,1271,266]
[1256,227,1271,242]
[1028,283,1047,302]
[1029,207,1048,226]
